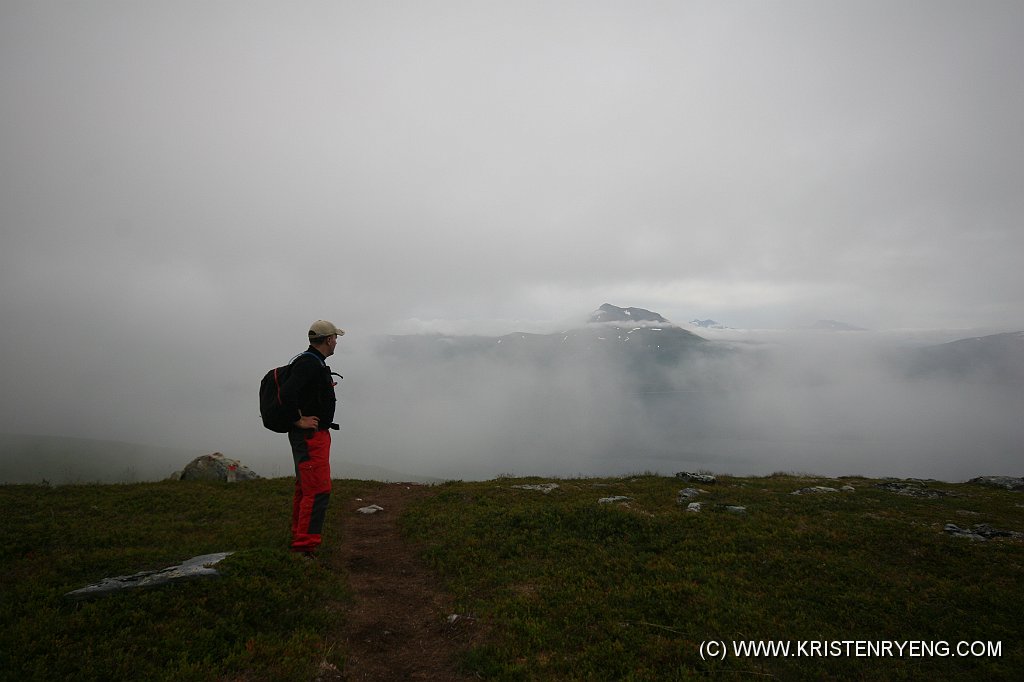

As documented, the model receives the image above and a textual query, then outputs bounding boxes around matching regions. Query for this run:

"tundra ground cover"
[402,474,1023,680]
[1,474,1021,680]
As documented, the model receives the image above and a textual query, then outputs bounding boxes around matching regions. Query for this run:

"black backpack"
[259,352,325,433]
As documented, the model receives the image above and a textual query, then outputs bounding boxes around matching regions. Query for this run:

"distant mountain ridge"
[381,304,707,365]
[905,331,1024,383]
[381,305,1024,390]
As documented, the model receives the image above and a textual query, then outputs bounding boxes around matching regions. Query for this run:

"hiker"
[278,319,345,557]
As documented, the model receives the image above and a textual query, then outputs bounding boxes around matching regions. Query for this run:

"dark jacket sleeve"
[278,356,322,425]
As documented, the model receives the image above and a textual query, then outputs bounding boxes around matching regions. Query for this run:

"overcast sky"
[2,2,1022,476]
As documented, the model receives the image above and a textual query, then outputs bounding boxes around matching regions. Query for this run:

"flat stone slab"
[944,523,1024,541]
[792,486,839,495]
[874,481,953,498]
[677,487,702,501]
[65,552,233,600]
[675,472,716,484]
[511,483,560,494]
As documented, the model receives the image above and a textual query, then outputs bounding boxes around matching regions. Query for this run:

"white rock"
[65,552,233,600]
[511,483,560,494]
[791,486,839,495]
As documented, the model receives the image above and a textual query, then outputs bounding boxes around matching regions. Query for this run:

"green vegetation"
[0,479,361,681]
[403,474,1023,680]
[2,474,1022,680]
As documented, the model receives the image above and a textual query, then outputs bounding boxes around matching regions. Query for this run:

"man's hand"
[294,415,320,430]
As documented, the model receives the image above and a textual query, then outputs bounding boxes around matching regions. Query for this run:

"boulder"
[598,496,631,504]
[172,453,261,482]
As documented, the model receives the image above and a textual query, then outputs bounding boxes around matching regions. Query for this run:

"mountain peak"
[588,303,670,325]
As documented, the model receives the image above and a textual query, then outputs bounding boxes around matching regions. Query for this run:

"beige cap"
[308,320,346,339]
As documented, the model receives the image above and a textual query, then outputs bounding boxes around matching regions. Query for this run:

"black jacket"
[278,347,337,430]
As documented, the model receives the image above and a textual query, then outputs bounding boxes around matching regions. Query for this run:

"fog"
[0,316,1021,482]
[2,2,1023,482]
[328,327,1023,482]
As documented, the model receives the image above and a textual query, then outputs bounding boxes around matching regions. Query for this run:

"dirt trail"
[330,483,481,681]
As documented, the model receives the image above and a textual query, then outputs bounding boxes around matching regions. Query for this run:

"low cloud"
[330,329,1024,482]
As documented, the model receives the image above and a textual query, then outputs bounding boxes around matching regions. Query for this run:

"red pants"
[288,429,332,552]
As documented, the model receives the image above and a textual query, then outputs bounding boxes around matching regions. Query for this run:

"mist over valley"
[326,305,1024,483]
[2,304,1021,485]
[4,3,1023,488]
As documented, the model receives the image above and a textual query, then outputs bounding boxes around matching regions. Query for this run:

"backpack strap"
[289,351,325,366]
[290,351,342,382]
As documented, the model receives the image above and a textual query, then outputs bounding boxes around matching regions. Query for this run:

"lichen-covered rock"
[675,471,716,484]
[874,480,951,498]
[511,483,559,494]
[792,486,840,495]
[968,476,1024,491]
[944,523,1024,541]
[676,487,702,502]
[173,453,261,482]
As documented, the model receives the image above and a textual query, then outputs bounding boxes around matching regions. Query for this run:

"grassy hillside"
[406,475,1023,680]
[1,474,1021,680]
[0,478,362,681]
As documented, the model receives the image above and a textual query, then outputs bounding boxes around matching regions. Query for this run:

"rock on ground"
[968,476,1024,491]
[65,552,233,600]
[944,523,1024,541]
[171,453,261,482]
[511,483,559,494]
[676,472,716,484]
[874,480,951,498]
[676,488,702,501]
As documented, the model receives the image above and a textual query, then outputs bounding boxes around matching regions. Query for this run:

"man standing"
[278,320,344,557]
